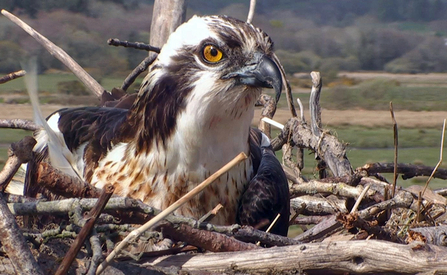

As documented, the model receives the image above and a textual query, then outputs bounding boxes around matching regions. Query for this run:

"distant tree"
[429,0,446,20]
[0,41,25,73]
[10,0,40,18]
[375,0,401,21]
[407,0,430,21]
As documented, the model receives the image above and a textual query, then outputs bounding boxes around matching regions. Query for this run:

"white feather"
[260,132,271,148]
[23,61,83,179]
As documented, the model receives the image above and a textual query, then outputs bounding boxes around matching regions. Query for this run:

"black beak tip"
[259,55,283,103]
[223,54,283,103]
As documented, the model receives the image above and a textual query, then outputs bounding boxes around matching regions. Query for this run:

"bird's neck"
[172,93,256,172]
[125,80,260,174]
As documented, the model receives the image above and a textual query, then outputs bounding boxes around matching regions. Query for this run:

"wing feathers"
[24,62,83,179]
[238,129,290,236]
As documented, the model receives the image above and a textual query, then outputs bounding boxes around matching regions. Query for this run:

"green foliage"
[275,50,314,73]
[385,36,447,73]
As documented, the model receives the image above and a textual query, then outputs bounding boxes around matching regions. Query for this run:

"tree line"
[1,0,446,76]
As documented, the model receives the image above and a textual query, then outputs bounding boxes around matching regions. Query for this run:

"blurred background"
[1,0,447,188]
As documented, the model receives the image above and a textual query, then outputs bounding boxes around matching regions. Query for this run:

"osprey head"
[128,15,283,152]
[153,15,283,104]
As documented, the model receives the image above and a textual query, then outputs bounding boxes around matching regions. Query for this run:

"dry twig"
[55,185,114,274]
[390,102,398,197]
[121,55,157,92]
[107,38,160,52]
[0,69,26,84]
[246,0,256,23]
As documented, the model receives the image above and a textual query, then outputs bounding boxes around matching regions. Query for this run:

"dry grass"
[257,108,447,129]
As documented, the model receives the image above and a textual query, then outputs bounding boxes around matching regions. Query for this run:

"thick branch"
[290,180,375,200]
[0,136,36,192]
[411,225,447,246]
[272,117,353,177]
[0,119,40,131]
[291,195,348,215]
[159,222,259,252]
[0,193,43,275]
[148,240,447,274]
[149,0,185,57]
[201,224,301,247]
[359,162,447,180]
[294,215,342,242]
[35,162,103,198]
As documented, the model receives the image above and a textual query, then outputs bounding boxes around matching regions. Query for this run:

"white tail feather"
[24,61,83,180]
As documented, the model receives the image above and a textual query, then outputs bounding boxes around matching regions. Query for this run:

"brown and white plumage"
[29,15,289,234]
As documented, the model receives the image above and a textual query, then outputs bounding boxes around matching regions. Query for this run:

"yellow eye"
[202,45,223,63]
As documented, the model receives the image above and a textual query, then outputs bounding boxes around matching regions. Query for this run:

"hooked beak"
[223,53,283,103]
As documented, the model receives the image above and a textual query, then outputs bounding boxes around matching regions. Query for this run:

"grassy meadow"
[1,72,447,190]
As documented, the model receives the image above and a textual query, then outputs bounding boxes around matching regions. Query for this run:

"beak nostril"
[221,54,283,103]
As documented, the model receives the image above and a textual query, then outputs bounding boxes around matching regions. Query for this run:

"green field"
[0,74,127,95]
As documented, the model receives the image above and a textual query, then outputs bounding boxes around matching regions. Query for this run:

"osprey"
[29,15,290,236]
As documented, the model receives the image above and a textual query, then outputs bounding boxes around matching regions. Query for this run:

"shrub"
[57,80,89,96]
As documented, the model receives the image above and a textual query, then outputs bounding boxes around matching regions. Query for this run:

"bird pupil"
[210,47,218,56]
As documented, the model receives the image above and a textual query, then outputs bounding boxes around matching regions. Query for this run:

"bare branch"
[121,55,157,92]
[246,0,257,23]
[296,98,305,121]
[0,192,43,275]
[310,71,322,136]
[149,0,186,57]
[290,180,374,200]
[350,185,370,213]
[1,9,106,97]
[107,38,160,53]
[55,185,114,275]
[256,94,277,138]
[35,162,103,198]
[159,222,259,252]
[0,70,26,84]
[0,136,36,192]
[291,195,348,215]
[358,162,447,180]
[0,118,40,131]
[390,102,398,197]
[98,240,447,274]
[273,117,353,177]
